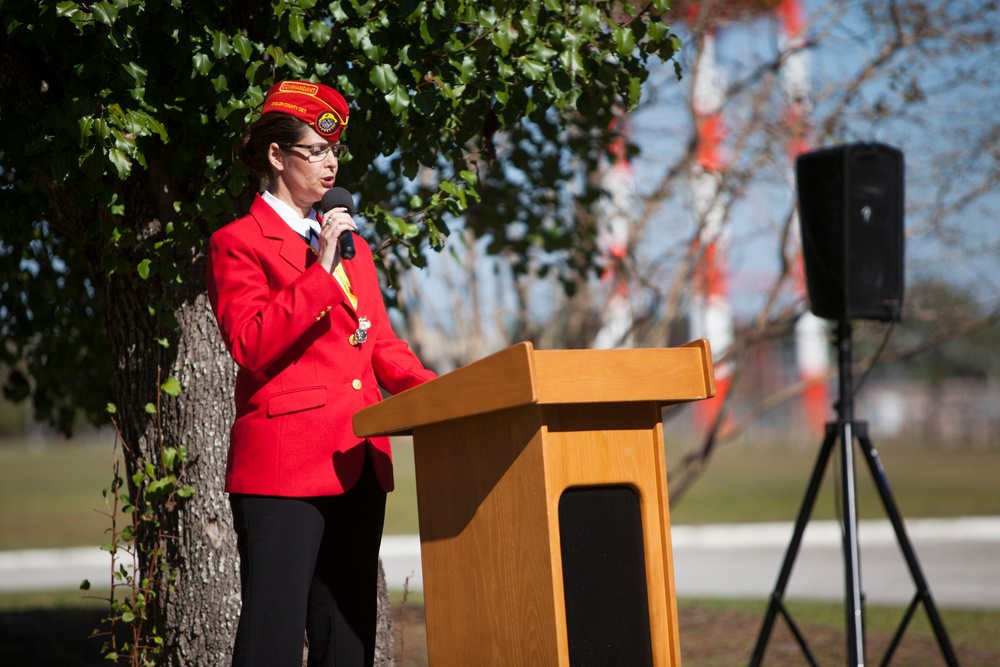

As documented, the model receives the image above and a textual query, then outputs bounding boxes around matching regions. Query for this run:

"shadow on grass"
[2,601,997,667]
[0,602,431,667]
[0,606,106,667]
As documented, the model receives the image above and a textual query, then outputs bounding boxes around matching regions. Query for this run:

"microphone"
[318,187,356,260]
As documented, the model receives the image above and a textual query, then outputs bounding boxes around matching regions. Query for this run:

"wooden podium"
[354,340,715,666]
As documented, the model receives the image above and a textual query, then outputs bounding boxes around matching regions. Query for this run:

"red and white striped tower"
[780,0,831,434]
[593,118,636,349]
[689,28,734,434]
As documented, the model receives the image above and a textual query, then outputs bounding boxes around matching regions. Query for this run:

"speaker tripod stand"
[748,320,959,667]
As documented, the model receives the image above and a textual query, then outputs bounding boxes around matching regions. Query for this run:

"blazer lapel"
[250,195,315,273]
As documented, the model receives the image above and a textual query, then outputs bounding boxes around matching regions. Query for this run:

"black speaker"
[796,142,905,322]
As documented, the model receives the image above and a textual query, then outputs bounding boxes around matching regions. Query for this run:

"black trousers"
[229,458,387,667]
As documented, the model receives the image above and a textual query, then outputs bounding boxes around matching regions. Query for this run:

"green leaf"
[267,46,285,68]
[419,19,433,44]
[490,20,514,56]
[530,41,557,63]
[161,377,181,396]
[579,5,600,30]
[233,34,253,61]
[359,31,381,63]
[144,403,157,414]
[212,31,233,59]
[108,148,131,179]
[137,112,168,142]
[614,25,636,58]
[76,116,94,146]
[122,610,135,623]
[137,259,151,280]
[329,1,348,22]
[192,52,212,76]
[370,64,398,93]
[627,75,642,110]
[106,403,117,414]
[398,44,415,66]
[288,13,308,44]
[146,476,176,497]
[55,2,82,19]
[519,58,547,82]
[285,52,308,74]
[91,1,118,26]
[309,20,332,45]
[647,21,669,44]
[386,83,410,114]
[123,61,147,87]
[456,54,476,83]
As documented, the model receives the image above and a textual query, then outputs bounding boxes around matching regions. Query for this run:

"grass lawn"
[4,435,1000,550]
[386,436,1000,531]
[662,437,1000,524]
[0,439,115,551]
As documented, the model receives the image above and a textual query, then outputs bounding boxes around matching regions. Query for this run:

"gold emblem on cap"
[316,111,340,136]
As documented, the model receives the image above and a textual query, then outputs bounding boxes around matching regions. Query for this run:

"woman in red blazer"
[206,80,435,667]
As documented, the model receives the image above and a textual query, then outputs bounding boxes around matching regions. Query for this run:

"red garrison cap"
[261,80,349,141]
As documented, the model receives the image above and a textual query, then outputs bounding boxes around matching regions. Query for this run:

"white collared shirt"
[262,190,321,240]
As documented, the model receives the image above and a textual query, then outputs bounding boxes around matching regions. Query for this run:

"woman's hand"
[317,207,357,274]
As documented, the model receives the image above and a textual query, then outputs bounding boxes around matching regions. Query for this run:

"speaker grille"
[797,142,904,322]
[844,147,904,319]
[559,486,653,667]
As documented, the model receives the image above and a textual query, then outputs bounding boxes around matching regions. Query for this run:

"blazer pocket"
[267,386,327,417]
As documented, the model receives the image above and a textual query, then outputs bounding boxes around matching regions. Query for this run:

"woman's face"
[266,124,340,213]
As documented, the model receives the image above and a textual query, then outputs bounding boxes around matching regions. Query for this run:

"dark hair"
[236,113,310,177]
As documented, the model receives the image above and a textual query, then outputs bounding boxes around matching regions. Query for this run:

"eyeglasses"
[280,143,350,162]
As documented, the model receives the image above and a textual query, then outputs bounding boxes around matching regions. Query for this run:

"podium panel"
[407,402,681,666]
[543,403,681,666]
[412,407,557,665]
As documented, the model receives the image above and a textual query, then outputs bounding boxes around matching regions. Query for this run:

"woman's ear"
[267,142,285,173]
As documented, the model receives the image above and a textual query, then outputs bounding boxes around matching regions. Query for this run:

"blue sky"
[625,0,1000,316]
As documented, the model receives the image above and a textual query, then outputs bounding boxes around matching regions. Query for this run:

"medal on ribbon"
[349,316,371,346]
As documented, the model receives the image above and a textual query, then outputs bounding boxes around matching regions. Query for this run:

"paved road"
[3,517,998,609]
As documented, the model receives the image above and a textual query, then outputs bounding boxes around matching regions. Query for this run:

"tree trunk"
[103,249,396,665]
[375,559,394,667]
[104,254,241,665]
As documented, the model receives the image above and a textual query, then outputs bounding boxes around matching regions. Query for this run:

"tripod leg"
[855,424,960,667]
[840,421,866,666]
[749,425,838,667]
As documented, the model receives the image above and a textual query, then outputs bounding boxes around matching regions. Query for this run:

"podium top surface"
[353,339,716,437]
